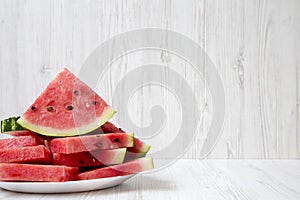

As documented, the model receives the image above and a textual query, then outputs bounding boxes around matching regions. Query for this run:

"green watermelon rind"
[139,143,151,154]
[133,152,147,159]
[112,148,127,164]
[140,157,154,171]
[17,107,116,137]
[127,133,135,147]
[1,116,25,133]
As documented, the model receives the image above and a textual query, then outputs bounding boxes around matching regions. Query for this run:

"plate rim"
[0,174,135,185]
[0,174,135,193]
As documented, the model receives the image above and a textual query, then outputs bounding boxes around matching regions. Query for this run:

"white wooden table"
[0,160,299,200]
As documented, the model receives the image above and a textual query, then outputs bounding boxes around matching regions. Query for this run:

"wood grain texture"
[0,0,299,159]
[0,160,299,199]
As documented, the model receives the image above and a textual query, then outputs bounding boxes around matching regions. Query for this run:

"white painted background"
[0,0,299,159]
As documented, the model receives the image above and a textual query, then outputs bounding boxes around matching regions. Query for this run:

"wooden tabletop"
[0,160,299,200]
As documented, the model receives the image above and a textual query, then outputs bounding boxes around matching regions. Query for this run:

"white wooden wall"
[0,0,299,159]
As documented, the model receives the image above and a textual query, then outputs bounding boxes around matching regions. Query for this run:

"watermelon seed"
[66,105,74,110]
[47,106,54,112]
[74,90,79,96]
[113,138,120,143]
[79,160,85,164]
[91,101,97,106]
[31,106,37,111]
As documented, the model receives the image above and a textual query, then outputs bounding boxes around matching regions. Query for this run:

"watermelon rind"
[139,143,151,154]
[17,107,116,137]
[1,116,24,133]
[111,148,127,164]
[140,157,154,171]
[128,132,135,146]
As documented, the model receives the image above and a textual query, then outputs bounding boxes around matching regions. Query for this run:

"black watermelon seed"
[74,90,79,96]
[113,138,120,143]
[31,106,37,111]
[66,105,74,110]
[79,160,85,164]
[91,101,97,106]
[47,106,54,112]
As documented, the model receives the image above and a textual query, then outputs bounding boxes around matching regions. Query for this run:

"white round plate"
[0,175,134,193]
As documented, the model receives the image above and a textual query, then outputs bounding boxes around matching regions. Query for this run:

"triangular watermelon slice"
[17,68,115,137]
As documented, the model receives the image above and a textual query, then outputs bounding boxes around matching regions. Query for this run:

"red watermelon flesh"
[4,130,38,137]
[53,148,126,167]
[76,157,154,180]
[99,121,151,159]
[45,132,134,154]
[0,145,52,164]
[0,163,79,182]
[17,68,115,137]
[0,135,43,150]
[100,121,124,133]
[4,130,45,141]
[125,138,151,161]
[85,121,123,135]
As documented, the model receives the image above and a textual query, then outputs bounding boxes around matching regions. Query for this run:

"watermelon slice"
[125,138,151,161]
[3,130,45,142]
[45,132,134,154]
[100,121,124,133]
[0,145,52,164]
[0,135,42,150]
[76,157,154,180]
[0,163,79,182]
[4,130,37,137]
[99,121,151,160]
[17,68,115,137]
[53,148,126,167]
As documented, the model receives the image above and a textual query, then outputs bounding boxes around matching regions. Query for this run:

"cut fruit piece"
[0,145,52,164]
[0,163,79,182]
[100,121,124,133]
[3,130,45,141]
[4,130,52,143]
[125,138,151,161]
[1,116,24,133]
[4,130,37,137]
[45,132,134,154]
[76,157,154,180]
[17,68,115,137]
[128,138,151,154]
[85,121,124,135]
[53,148,126,167]
[1,118,45,140]
[0,135,43,150]
[97,121,151,160]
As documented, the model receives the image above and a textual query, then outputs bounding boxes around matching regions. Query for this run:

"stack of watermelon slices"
[0,68,153,182]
